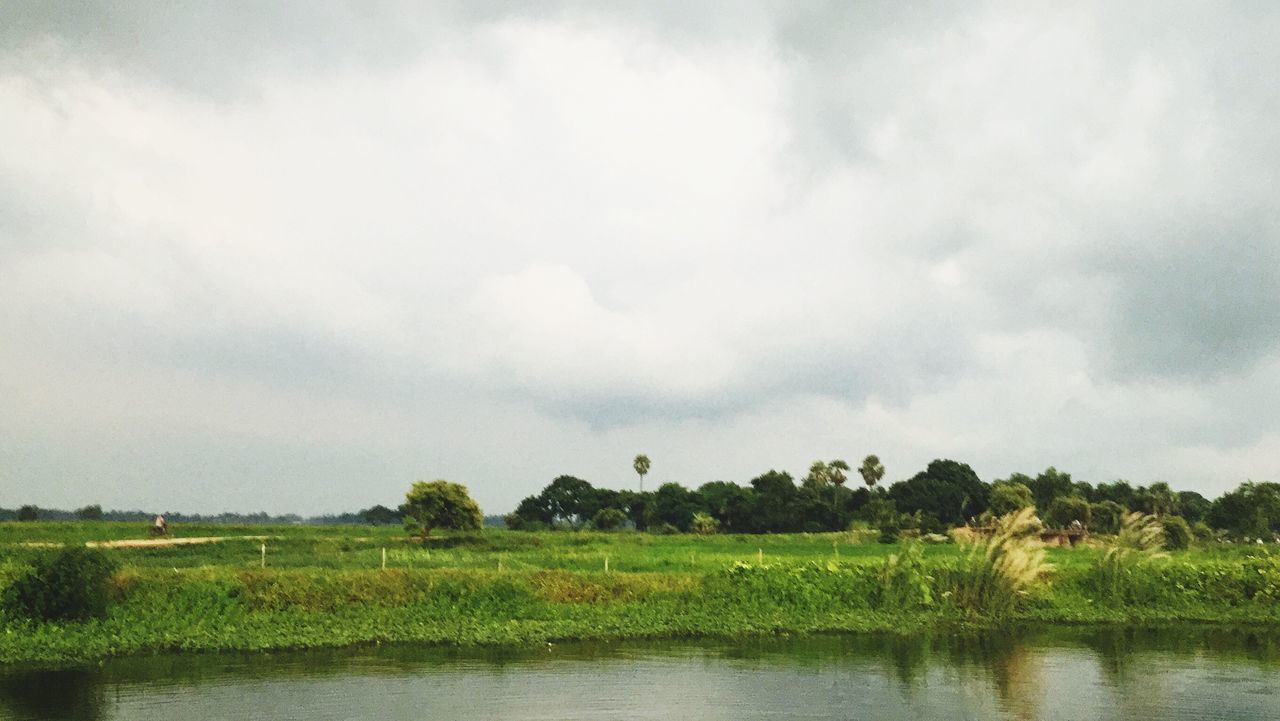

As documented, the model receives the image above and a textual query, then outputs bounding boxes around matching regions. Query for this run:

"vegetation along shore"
[3,459,1279,666]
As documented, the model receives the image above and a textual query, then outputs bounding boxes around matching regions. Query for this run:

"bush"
[591,508,628,531]
[1161,515,1193,550]
[689,512,720,535]
[2,547,119,621]
[651,523,680,535]
[1045,495,1091,529]
[877,517,901,544]
[1090,500,1125,535]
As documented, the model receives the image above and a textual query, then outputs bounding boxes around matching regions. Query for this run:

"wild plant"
[949,507,1050,616]
[876,541,932,609]
[1091,511,1166,603]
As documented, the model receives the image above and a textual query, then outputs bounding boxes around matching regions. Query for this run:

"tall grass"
[1089,512,1167,604]
[948,508,1050,617]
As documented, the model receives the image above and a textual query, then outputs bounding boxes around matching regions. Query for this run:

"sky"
[1,1,1278,516]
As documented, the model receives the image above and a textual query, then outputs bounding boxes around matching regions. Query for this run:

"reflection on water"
[1,627,1277,721]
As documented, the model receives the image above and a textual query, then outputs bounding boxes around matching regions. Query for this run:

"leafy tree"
[1028,468,1074,512]
[1045,495,1091,529]
[1135,482,1178,517]
[749,470,800,533]
[858,454,885,490]
[511,494,553,527]
[75,504,103,521]
[653,482,702,532]
[1207,482,1280,537]
[402,480,482,539]
[16,505,37,522]
[889,459,988,527]
[1090,500,1125,535]
[633,454,651,492]
[1094,480,1137,509]
[359,504,400,525]
[1177,491,1211,525]
[591,507,627,531]
[988,481,1034,516]
[540,475,596,526]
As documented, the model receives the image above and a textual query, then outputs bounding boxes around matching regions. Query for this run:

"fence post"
[260,542,266,569]
[382,547,387,570]
[604,555,610,573]
[758,548,763,564]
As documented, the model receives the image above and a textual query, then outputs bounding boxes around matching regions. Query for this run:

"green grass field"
[1,522,1278,666]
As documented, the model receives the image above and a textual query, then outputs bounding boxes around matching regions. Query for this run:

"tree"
[988,481,1034,516]
[1177,491,1211,524]
[75,504,104,521]
[858,454,885,490]
[633,454,651,492]
[1161,515,1193,550]
[652,482,701,532]
[402,480,482,540]
[1045,495,1091,529]
[889,459,989,527]
[359,504,400,525]
[16,505,38,522]
[1029,467,1074,512]
[1090,500,1125,535]
[540,475,596,527]
[1135,482,1178,517]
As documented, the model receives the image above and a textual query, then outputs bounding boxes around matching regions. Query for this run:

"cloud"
[1,2,1278,513]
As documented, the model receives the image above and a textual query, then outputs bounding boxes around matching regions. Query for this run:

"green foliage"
[1089,501,1125,535]
[16,506,38,522]
[403,480,483,539]
[858,454,885,489]
[2,546,119,621]
[877,542,932,608]
[690,512,720,535]
[633,454,651,490]
[1088,512,1167,604]
[889,459,989,527]
[1045,495,1091,529]
[1028,467,1075,512]
[1161,515,1193,550]
[75,504,104,521]
[988,481,1034,516]
[591,508,628,531]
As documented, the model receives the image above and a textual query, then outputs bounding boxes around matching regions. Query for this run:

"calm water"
[2,627,1278,720]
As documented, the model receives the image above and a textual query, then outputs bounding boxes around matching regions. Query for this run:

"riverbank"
[2,553,1279,666]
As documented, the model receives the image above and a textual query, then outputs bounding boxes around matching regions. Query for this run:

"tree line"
[506,457,1280,540]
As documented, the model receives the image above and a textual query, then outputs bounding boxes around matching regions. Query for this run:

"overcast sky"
[2,1,1278,515]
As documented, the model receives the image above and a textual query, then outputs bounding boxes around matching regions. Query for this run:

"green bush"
[591,508,628,531]
[2,547,119,621]
[1161,515,1193,550]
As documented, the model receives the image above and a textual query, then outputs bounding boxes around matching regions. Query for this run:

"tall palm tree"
[829,459,850,510]
[859,454,885,491]
[633,454,651,492]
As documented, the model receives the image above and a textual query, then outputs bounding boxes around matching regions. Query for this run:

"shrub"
[1161,515,1193,550]
[591,508,628,531]
[1088,512,1166,604]
[689,512,720,535]
[1045,495,1091,529]
[651,523,680,535]
[876,541,932,608]
[878,517,901,544]
[2,547,119,621]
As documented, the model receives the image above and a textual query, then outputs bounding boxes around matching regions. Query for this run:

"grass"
[1,521,1279,666]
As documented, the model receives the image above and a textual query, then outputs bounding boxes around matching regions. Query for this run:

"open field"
[2,522,1278,666]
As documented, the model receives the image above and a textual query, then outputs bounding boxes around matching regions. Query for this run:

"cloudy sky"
[2,1,1277,515]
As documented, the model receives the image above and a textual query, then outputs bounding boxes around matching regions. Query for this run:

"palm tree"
[633,454,651,492]
[829,459,850,511]
[859,454,885,491]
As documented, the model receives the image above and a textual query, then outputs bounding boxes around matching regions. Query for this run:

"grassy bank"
[1,524,1279,665]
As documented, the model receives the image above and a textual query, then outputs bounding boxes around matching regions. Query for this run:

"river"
[1,626,1277,720]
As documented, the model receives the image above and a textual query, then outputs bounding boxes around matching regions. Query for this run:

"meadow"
[1,521,1278,666]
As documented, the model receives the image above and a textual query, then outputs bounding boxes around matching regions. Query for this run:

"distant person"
[150,514,167,536]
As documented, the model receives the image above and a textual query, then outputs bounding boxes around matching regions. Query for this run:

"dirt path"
[14,535,273,549]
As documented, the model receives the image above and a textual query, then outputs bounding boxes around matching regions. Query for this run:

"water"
[2,627,1278,720]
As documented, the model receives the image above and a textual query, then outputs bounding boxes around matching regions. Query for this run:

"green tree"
[988,480,1034,516]
[75,504,104,521]
[15,505,37,522]
[889,459,988,527]
[1135,482,1178,517]
[1029,467,1074,512]
[859,454,886,490]
[633,454,651,492]
[402,480,482,540]
[1161,515,1192,550]
[1045,495,1091,529]
[1090,500,1125,535]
